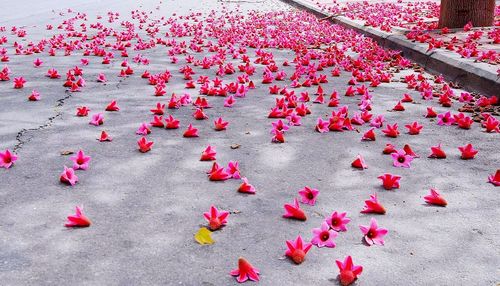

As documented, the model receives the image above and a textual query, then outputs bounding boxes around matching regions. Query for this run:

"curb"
[279,0,500,98]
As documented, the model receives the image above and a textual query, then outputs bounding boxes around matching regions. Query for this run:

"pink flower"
[13,77,26,88]
[208,163,231,181]
[60,166,78,186]
[238,177,255,194]
[105,100,120,111]
[65,206,91,227]
[311,221,338,248]
[271,119,289,134]
[405,121,423,135]
[391,149,414,168]
[89,113,104,126]
[98,131,112,142]
[230,257,260,283]
[315,118,329,133]
[351,154,367,169]
[226,161,241,179]
[297,186,319,205]
[200,145,216,161]
[361,128,376,141]
[70,150,91,170]
[97,73,107,82]
[214,117,229,131]
[183,124,199,137]
[378,173,401,190]
[136,123,151,135]
[0,149,18,169]
[28,90,40,101]
[369,115,385,128]
[437,111,455,126]
[203,205,229,231]
[285,235,312,264]
[224,95,236,107]
[424,188,447,206]
[33,58,43,67]
[458,143,478,160]
[361,194,386,214]
[326,211,350,231]
[428,144,446,159]
[336,256,363,286]
[359,218,388,246]
[137,137,154,153]
[382,123,399,138]
[283,198,306,220]
[488,170,500,186]
[286,112,302,126]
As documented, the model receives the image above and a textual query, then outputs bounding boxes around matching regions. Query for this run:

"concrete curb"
[279,0,500,97]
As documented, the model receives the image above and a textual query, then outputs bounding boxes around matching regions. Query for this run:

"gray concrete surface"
[0,0,499,285]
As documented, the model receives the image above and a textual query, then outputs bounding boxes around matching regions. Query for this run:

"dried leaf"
[230,144,241,149]
[194,227,214,245]
[60,150,74,155]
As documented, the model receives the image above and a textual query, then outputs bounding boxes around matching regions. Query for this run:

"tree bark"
[438,0,495,28]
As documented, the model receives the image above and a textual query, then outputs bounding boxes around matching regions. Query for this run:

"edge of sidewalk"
[279,0,500,98]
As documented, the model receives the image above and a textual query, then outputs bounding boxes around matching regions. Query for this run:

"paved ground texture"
[0,0,499,285]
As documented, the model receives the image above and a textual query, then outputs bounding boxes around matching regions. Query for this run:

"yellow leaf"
[194,227,214,245]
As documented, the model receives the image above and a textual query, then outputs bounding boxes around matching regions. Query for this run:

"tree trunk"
[438,0,495,28]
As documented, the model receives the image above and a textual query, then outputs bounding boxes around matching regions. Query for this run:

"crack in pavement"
[13,91,73,153]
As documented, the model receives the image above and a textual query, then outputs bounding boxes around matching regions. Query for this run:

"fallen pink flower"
[137,137,153,153]
[165,115,180,129]
[89,113,104,126]
[28,90,40,101]
[13,77,26,88]
[488,170,500,186]
[336,256,363,286]
[326,211,350,232]
[203,205,229,231]
[183,124,199,137]
[361,128,376,141]
[405,121,423,135]
[311,221,338,248]
[238,177,255,194]
[315,118,329,133]
[351,154,367,169]
[136,123,151,135]
[76,106,90,117]
[458,144,478,160]
[98,131,112,142]
[65,206,91,227]
[70,150,91,170]
[285,235,312,264]
[391,149,414,168]
[360,218,388,246]
[428,144,446,159]
[208,164,231,181]
[437,111,455,126]
[298,186,319,206]
[214,117,228,131]
[226,161,241,179]
[0,149,18,169]
[283,198,306,221]
[60,166,78,186]
[105,100,120,111]
[382,123,400,138]
[378,173,401,190]
[200,145,216,161]
[230,257,260,283]
[424,188,447,207]
[361,194,386,214]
